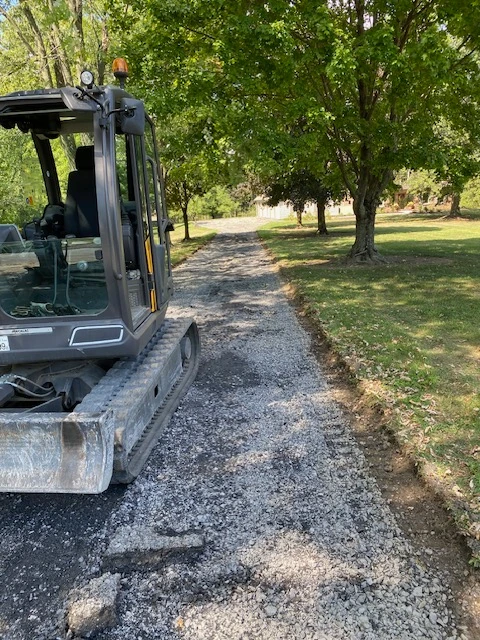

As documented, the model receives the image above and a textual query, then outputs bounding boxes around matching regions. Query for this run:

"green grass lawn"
[169,223,216,267]
[259,211,480,553]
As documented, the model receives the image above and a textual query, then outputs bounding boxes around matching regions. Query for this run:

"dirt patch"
[278,277,480,639]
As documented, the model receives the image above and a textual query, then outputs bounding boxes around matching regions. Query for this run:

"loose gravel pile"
[97,221,465,640]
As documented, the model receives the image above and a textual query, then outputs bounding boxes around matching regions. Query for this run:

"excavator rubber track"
[0,318,200,493]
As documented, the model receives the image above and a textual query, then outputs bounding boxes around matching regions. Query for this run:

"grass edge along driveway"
[169,223,216,267]
[258,212,480,564]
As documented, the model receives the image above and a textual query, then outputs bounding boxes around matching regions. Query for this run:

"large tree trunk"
[295,209,303,226]
[349,191,387,263]
[316,196,328,235]
[449,192,461,217]
[182,206,190,240]
[348,159,392,263]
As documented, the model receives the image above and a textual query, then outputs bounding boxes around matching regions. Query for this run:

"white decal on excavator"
[0,328,53,336]
[0,336,10,351]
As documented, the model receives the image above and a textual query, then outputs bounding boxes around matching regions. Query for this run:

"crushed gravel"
[95,219,467,640]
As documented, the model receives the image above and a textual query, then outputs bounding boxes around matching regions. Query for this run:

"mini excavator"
[0,60,199,493]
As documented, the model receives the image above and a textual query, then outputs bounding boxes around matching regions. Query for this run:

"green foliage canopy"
[0,0,111,226]
[111,0,480,261]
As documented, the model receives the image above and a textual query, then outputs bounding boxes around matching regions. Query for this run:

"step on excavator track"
[0,318,200,494]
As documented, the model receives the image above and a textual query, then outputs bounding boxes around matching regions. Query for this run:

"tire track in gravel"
[96,221,471,640]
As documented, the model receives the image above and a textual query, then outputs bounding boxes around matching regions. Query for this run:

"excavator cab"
[0,67,199,493]
[0,82,172,363]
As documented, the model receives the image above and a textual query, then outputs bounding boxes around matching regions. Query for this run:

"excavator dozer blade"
[0,410,114,494]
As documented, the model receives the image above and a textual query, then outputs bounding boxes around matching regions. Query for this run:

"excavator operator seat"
[64,145,99,238]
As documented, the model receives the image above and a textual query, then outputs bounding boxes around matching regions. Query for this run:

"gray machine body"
[0,83,200,493]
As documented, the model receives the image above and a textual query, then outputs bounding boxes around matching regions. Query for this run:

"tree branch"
[450,46,479,70]
[180,25,216,42]
[0,5,36,59]
[18,1,54,87]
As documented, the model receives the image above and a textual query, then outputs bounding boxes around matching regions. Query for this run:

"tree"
[237,2,480,260]
[191,186,237,219]
[433,120,480,217]
[396,169,443,205]
[438,147,480,217]
[159,114,225,241]
[266,169,337,234]
[460,175,480,209]
[229,181,258,217]
[0,0,110,166]
[266,178,306,227]
[165,162,207,241]
[116,0,480,263]
[0,0,109,88]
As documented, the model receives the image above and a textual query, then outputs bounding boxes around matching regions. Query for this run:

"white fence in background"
[254,197,354,219]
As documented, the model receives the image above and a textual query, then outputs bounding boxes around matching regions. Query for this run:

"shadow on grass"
[380,236,480,259]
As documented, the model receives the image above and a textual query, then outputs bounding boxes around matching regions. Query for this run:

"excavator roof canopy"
[0,85,133,135]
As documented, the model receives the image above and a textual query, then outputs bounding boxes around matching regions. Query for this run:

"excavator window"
[144,120,170,303]
[0,235,109,318]
[0,113,109,319]
[112,120,169,319]
[0,96,170,325]
[113,129,152,324]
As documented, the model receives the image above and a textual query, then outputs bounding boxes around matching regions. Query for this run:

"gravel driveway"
[0,218,470,639]
[101,219,465,639]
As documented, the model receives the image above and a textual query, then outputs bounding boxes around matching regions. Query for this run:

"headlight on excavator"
[80,69,95,88]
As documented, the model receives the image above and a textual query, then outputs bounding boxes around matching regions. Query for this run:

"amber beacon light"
[112,58,129,88]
